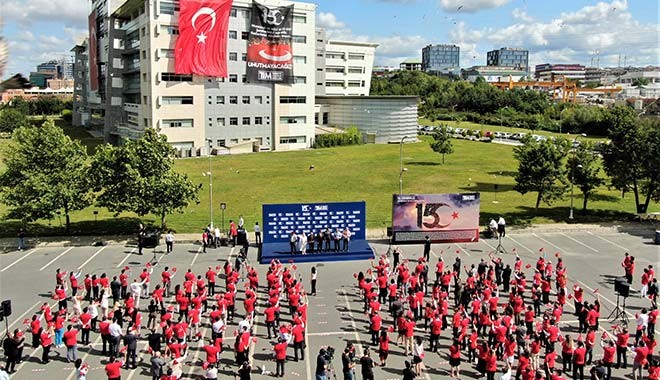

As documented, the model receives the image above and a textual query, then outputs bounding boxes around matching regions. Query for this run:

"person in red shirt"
[485,349,497,380]
[40,326,53,364]
[449,339,461,379]
[370,312,382,346]
[632,341,649,380]
[205,267,217,296]
[273,337,287,377]
[63,325,79,362]
[572,340,586,380]
[615,326,630,368]
[378,329,390,367]
[105,355,124,380]
[202,339,220,364]
[29,314,42,348]
[292,323,305,361]
[600,339,615,380]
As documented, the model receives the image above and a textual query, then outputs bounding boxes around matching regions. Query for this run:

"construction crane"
[491,76,622,103]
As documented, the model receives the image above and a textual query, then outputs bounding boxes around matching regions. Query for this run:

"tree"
[0,120,93,231]
[601,109,660,213]
[0,108,30,133]
[90,128,201,229]
[513,137,569,212]
[430,126,454,164]
[567,141,604,213]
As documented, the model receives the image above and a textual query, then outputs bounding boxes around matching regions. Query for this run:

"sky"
[1,0,658,78]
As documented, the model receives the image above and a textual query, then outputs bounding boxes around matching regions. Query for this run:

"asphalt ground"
[0,229,658,380]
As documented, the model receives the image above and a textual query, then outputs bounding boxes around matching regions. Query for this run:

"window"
[280,136,306,144]
[207,96,212,105]
[230,8,237,17]
[229,96,238,104]
[242,75,247,83]
[216,118,225,127]
[348,81,362,87]
[242,117,250,125]
[242,96,250,104]
[162,96,193,105]
[160,1,179,15]
[229,117,238,126]
[216,96,224,104]
[208,118,213,127]
[325,81,344,87]
[279,96,306,104]
[279,116,306,124]
[241,9,251,18]
[229,74,238,83]
[160,25,179,35]
[241,53,247,62]
[326,66,344,73]
[348,67,364,74]
[161,72,192,82]
[241,31,249,40]
[159,48,175,58]
[293,76,307,84]
[254,96,263,104]
[326,52,344,60]
[255,117,263,125]
[230,138,239,144]
[292,35,306,44]
[229,52,237,61]
[229,30,237,39]
[293,55,307,64]
[162,119,193,128]
[293,14,307,23]
[218,139,226,147]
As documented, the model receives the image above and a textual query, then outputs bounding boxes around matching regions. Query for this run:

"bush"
[313,127,363,148]
[61,109,73,123]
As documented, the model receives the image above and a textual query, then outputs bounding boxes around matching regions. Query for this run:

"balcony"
[123,103,140,112]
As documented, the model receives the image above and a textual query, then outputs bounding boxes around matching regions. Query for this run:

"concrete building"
[421,44,460,76]
[71,42,90,127]
[0,87,74,104]
[535,63,586,82]
[315,96,418,144]
[486,47,528,73]
[461,66,526,83]
[315,29,378,97]
[399,58,422,71]
[77,0,319,154]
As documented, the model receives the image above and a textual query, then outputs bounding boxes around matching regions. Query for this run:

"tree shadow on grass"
[459,182,515,193]
[0,217,145,239]
[487,170,518,178]
[406,161,441,166]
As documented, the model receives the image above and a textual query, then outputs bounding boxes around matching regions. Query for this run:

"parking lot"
[0,227,658,380]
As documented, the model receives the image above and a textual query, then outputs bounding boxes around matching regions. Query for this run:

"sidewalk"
[0,223,655,250]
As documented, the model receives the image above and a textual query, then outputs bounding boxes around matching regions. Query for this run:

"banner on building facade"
[391,193,481,243]
[88,11,98,91]
[246,1,294,83]
[175,0,233,77]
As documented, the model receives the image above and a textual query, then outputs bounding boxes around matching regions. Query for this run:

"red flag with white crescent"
[175,0,233,77]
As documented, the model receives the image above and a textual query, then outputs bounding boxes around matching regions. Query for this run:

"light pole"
[399,136,408,194]
[569,133,587,220]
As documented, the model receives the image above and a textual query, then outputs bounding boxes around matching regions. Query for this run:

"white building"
[315,29,378,97]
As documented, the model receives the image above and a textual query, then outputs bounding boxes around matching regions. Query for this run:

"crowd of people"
[343,245,658,380]
[1,235,659,380]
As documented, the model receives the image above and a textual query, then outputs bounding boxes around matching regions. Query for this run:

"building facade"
[461,66,526,83]
[486,47,528,73]
[315,29,378,97]
[399,58,422,71]
[421,44,460,76]
[315,96,419,144]
[535,63,586,82]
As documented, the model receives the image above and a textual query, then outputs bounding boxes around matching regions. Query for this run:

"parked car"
[502,132,512,139]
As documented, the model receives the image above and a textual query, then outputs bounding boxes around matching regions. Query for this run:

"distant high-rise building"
[487,47,528,73]
[421,44,460,75]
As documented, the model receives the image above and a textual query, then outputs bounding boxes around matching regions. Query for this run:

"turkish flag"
[175,0,233,77]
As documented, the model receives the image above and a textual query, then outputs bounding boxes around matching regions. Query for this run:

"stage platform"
[258,239,375,264]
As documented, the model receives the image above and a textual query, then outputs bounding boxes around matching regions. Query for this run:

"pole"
[208,152,213,228]
[399,136,407,194]
[569,166,575,220]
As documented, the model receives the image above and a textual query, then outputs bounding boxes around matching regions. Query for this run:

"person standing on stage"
[342,227,352,252]
[165,231,174,254]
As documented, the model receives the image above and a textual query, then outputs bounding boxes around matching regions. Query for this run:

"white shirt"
[212,319,224,334]
[637,313,649,328]
[109,322,122,337]
[214,228,220,238]
[413,343,424,357]
[205,367,218,379]
[129,282,143,295]
[498,217,506,226]
[166,233,174,242]
[254,224,261,233]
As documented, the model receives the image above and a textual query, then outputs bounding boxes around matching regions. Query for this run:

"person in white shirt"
[165,231,174,254]
[488,219,498,238]
[254,222,261,245]
[238,215,244,229]
[129,278,148,308]
[214,227,221,249]
[108,320,122,356]
[497,216,506,237]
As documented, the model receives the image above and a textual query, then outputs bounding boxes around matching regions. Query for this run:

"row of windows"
[162,118,193,128]
[215,137,267,147]
[162,96,193,105]
[159,73,306,85]
[325,52,365,60]
[280,136,306,144]
[210,116,270,127]
[210,95,268,105]
[323,81,365,88]
[279,96,306,104]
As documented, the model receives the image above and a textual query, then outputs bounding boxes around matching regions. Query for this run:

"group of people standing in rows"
[289,227,352,255]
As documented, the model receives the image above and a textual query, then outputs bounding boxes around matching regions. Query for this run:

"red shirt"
[30,320,42,335]
[634,346,649,365]
[292,324,305,343]
[449,344,461,359]
[616,332,629,348]
[274,342,287,360]
[203,344,220,363]
[105,361,123,378]
[63,329,78,347]
[603,346,615,363]
[572,347,586,365]
[40,332,52,347]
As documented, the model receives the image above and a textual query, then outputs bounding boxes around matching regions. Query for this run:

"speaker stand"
[495,235,507,254]
[607,294,629,325]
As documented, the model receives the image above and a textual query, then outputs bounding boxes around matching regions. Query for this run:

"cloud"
[2,0,89,26]
[317,12,346,29]
[439,0,512,13]
[449,0,658,68]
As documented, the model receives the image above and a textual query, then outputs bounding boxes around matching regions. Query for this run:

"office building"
[315,29,378,97]
[461,66,526,83]
[535,63,586,82]
[486,47,528,73]
[421,44,460,76]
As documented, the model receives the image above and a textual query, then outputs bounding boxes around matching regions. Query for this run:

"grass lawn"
[0,130,652,237]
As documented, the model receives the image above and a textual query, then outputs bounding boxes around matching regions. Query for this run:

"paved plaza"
[0,227,658,380]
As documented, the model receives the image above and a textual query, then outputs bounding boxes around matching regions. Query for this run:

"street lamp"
[399,136,408,194]
[569,133,587,220]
